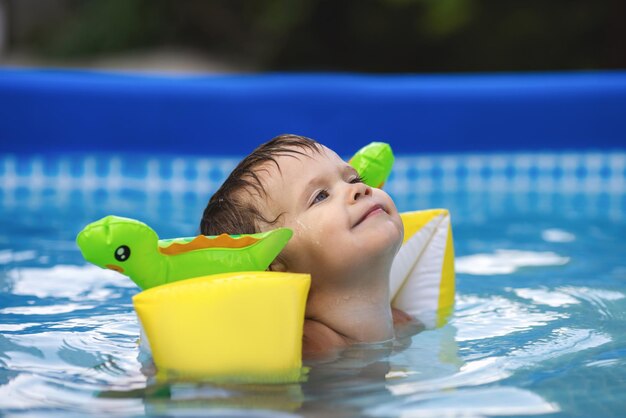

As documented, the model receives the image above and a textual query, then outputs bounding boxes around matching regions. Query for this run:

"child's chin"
[369,229,403,259]
[376,219,404,246]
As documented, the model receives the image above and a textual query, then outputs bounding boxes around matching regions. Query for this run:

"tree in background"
[3,0,625,72]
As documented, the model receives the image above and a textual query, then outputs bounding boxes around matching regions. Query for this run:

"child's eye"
[312,190,329,205]
[350,175,365,184]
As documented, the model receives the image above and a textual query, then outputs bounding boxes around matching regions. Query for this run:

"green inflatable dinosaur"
[76,216,292,290]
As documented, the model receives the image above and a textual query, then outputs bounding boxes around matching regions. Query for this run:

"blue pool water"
[1,152,626,417]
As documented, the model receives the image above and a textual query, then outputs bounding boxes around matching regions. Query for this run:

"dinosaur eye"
[114,245,131,262]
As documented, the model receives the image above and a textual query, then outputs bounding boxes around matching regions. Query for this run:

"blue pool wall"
[1,69,625,156]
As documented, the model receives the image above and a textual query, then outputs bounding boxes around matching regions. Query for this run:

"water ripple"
[507,327,611,366]
[514,286,625,319]
[381,327,610,417]
[456,250,570,275]
[368,386,559,417]
[0,373,145,415]
[7,265,136,300]
[452,295,568,341]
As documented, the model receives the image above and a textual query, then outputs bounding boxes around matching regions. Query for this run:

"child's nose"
[349,182,372,202]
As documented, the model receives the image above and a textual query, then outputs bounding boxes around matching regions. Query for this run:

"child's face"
[256,145,404,288]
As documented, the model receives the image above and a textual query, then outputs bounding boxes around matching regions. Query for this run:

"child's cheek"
[296,216,326,250]
[292,217,309,236]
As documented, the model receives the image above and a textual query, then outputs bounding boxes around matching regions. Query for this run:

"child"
[200,134,416,357]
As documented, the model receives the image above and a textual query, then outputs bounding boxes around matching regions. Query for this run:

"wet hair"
[200,134,322,236]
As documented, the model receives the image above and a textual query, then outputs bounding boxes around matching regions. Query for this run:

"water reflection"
[369,386,559,417]
[453,295,568,341]
[91,326,462,417]
[456,249,570,275]
[8,265,135,300]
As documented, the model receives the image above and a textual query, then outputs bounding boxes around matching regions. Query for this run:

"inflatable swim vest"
[76,142,455,382]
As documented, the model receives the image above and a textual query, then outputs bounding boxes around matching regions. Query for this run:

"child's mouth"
[354,204,385,227]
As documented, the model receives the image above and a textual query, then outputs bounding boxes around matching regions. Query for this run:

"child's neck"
[305,281,394,344]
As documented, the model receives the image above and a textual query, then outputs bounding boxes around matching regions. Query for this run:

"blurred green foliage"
[13,0,626,72]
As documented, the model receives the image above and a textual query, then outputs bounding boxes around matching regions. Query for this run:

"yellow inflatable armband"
[390,209,455,328]
[133,271,311,382]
